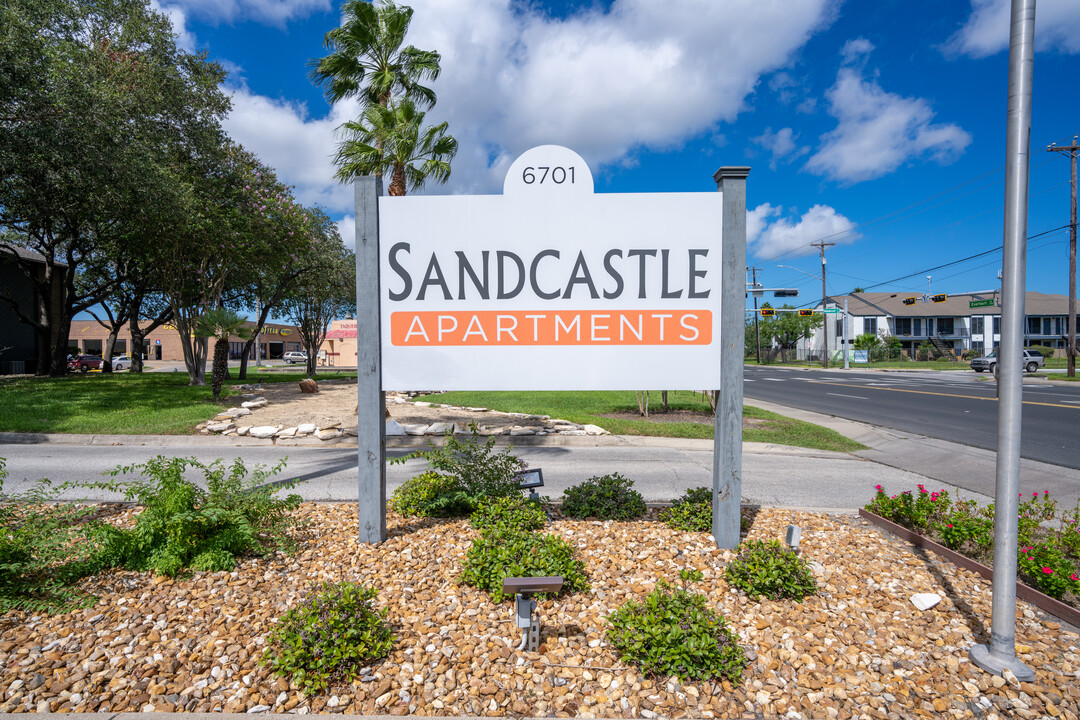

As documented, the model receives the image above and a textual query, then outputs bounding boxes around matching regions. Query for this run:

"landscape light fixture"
[785,525,802,553]
[502,576,563,652]
[516,468,544,502]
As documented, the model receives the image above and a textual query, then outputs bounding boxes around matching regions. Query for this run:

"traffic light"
[798,309,814,317]
[903,297,917,306]
[773,289,799,297]
[760,308,775,317]
[932,293,947,303]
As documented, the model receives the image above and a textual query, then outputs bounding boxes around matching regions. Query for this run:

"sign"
[969,298,995,308]
[822,308,840,314]
[154,339,160,345]
[379,145,724,390]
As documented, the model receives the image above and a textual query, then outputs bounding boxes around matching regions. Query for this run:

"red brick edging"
[858,508,1080,627]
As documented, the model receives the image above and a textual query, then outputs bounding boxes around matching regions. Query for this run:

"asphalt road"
[0,441,935,512]
[744,366,1080,470]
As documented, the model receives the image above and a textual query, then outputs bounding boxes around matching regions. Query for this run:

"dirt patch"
[225,383,550,431]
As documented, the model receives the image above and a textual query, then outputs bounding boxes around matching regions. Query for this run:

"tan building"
[69,320,304,362]
[321,318,359,367]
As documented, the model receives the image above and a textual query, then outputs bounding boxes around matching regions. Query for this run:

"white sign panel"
[379,145,723,390]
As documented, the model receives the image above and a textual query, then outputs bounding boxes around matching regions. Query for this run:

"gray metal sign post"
[712,166,750,549]
[355,176,387,544]
[969,0,1036,681]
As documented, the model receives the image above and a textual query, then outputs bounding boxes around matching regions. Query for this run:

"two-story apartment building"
[810,291,1076,359]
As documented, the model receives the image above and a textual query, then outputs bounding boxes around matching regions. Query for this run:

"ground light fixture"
[516,468,544,502]
[502,576,563,651]
[785,524,802,553]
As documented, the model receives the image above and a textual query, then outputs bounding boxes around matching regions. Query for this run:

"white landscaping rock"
[413,401,432,407]
[297,424,316,435]
[206,421,234,433]
[276,427,297,438]
[385,420,405,436]
[315,428,342,440]
[509,426,536,436]
[241,399,268,409]
[249,426,280,439]
[910,593,941,611]
[236,426,250,436]
[403,424,429,436]
[426,422,452,435]
[583,424,609,435]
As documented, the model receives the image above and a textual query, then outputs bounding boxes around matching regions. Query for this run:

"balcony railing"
[891,328,970,339]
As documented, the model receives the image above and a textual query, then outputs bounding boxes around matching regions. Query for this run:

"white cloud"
[151,1,196,52]
[840,37,873,66]
[222,87,358,213]
[335,215,355,250]
[946,0,1080,58]
[804,46,971,184]
[222,0,838,204]
[167,0,330,26]
[747,203,859,260]
[751,127,809,169]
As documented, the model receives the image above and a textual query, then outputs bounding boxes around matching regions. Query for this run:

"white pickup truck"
[969,348,1045,373]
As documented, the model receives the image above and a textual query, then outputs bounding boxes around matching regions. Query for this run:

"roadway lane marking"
[765,378,785,381]
[806,380,1080,410]
[827,392,868,400]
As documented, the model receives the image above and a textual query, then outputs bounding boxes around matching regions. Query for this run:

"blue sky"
[155,0,1080,308]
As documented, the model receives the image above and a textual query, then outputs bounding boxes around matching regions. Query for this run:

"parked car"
[67,355,103,372]
[969,348,1045,373]
[111,355,132,371]
[283,351,308,365]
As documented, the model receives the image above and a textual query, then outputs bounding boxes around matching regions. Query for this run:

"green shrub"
[0,459,103,613]
[459,527,589,602]
[606,579,746,683]
[1018,542,1080,599]
[391,425,526,511]
[388,471,472,517]
[661,487,712,532]
[561,473,646,520]
[724,540,817,601]
[1027,345,1055,358]
[89,456,301,577]
[470,495,547,532]
[262,581,394,695]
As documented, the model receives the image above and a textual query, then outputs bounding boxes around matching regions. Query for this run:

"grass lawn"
[0,369,356,435]
[422,390,866,453]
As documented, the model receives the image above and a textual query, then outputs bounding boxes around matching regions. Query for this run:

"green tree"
[768,306,823,349]
[194,308,251,401]
[853,333,882,350]
[281,223,356,378]
[310,0,440,111]
[334,99,457,195]
[0,0,228,376]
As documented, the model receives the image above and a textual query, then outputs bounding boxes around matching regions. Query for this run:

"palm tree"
[195,309,251,402]
[334,99,457,195]
[310,0,440,111]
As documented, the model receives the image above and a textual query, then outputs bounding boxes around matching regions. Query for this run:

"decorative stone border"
[859,508,1080,628]
[194,388,611,442]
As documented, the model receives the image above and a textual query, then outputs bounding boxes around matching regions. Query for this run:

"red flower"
[1071,574,1078,582]
[1042,567,1053,575]
[947,524,953,528]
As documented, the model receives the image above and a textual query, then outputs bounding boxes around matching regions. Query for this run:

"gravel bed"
[1,505,1079,719]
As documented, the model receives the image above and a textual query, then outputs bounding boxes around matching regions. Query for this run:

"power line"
[858,224,1072,291]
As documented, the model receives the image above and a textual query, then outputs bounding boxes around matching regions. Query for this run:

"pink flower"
[875,485,883,491]
[1071,574,1078,582]
[947,524,953,528]
[1042,567,1053,575]
[1032,491,1038,498]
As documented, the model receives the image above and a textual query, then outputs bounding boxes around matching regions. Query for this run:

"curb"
[859,508,1080,628]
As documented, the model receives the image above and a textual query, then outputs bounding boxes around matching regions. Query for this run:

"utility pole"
[1048,135,1078,378]
[749,266,762,363]
[811,240,834,367]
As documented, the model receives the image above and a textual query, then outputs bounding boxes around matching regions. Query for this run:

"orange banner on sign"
[390,310,711,346]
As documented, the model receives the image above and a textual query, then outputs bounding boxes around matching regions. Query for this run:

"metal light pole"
[843,297,850,370]
[969,0,1036,682]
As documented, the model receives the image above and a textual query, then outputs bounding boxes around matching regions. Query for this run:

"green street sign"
[822,308,841,314]
[969,299,995,308]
